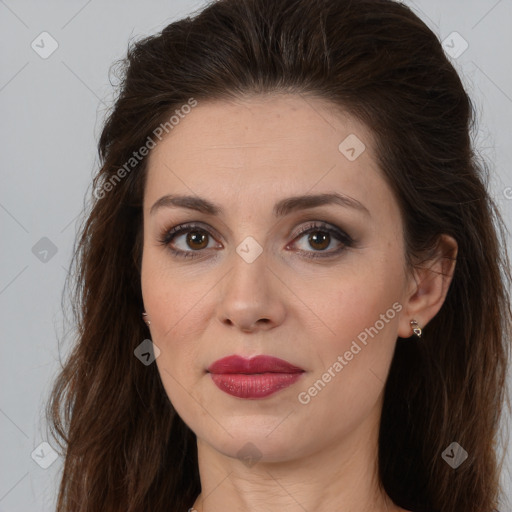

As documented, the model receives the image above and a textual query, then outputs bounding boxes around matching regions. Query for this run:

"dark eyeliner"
[288,221,354,259]
[157,222,213,259]
[157,220,354,260]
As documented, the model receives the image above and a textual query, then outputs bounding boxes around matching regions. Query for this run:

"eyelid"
[159,221,221,245]
[289,221,353,245]
[158,220,354,259]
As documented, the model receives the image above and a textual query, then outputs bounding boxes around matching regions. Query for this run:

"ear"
[397,234,458,338]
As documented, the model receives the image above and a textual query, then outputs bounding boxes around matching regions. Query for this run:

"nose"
[217,249,286,333]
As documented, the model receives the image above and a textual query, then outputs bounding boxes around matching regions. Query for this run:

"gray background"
[0,0,511,510]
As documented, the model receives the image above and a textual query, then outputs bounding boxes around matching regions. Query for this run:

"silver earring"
[142,311,150,326]
[410,319,422,338]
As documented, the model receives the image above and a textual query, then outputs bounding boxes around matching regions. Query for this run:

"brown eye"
[159,223,220,258]
[307,231,331,251]
[290,222,354,259]
[186,231,209,250]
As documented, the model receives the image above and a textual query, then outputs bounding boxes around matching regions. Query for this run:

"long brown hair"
[46,0,512,510]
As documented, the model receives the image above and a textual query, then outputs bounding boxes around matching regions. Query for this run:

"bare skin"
[140,93,457,512]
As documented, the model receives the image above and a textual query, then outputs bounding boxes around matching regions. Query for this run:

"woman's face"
[141,94,415,462]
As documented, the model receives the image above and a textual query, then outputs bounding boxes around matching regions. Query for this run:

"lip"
[207,355,305,399]
[208,355,304,374]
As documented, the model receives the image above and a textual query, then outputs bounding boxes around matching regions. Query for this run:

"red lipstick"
[207,355,305,399]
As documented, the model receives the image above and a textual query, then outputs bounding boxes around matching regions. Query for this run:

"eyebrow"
[149,192,370,218]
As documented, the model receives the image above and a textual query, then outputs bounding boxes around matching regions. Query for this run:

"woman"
[46,0,512,511]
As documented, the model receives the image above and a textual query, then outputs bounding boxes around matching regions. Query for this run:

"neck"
[190,403,398,512]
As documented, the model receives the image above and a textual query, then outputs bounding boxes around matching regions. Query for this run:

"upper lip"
[207,355,304,374]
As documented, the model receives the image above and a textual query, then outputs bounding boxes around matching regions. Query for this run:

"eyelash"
[157,221,354,260]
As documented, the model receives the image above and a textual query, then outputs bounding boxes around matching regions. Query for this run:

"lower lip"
[209,372,303,399]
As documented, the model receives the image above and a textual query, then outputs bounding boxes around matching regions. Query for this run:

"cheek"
[142,248,204,329]
[301,252,405,390]
[141,252,218,376]
[295,270,403,431]
[144,271,211,413]
[313,255,403,335]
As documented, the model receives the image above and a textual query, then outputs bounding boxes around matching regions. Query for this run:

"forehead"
[144,94,396,222]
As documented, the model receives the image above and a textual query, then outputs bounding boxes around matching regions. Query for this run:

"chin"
[197,422,313,464]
